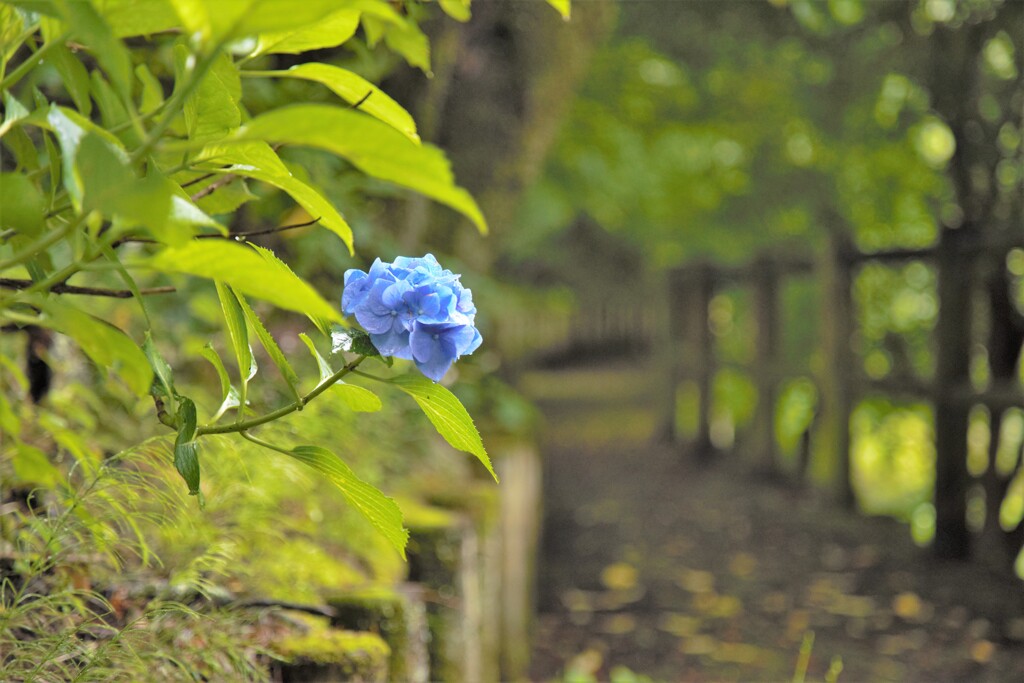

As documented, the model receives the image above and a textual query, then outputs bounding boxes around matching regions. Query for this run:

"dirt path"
[522,361,1024,682]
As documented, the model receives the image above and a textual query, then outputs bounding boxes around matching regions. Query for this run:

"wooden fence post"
[662,267,687,445]
[751,255,780,473]
[933,226,973,560]
[817,230,856,508]
[693,261,716,460]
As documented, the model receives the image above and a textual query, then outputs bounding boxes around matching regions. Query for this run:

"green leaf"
[196,141,352,252]
[143,240,343,322]
[199,343,232,404]
[32,297,153,397]
[143,332,176,403]
[135,63,165,114]
[216,281,255,411]
[299,332,334,383]
[332,383,382,412]
[1,4,25,66]
[235,105,487,233]
[361,13,430,74]
[287,444,407,557]
[45,105,127,210]
[0,173,45,237]
[44,43,92,116]
[247,64,419,142]
[173,396,201,496]
[99,0,181,37]
[0,90,30,139]
[390,374,497,481]
[251,8,360,56]
[91,72,140,147]
[13,443,62,488]
[169,0,353,44]
[235,289,302,402]
[60,0,134,101]
[439,0,471,22]
[177,46,241,143]
[200,343,242,420]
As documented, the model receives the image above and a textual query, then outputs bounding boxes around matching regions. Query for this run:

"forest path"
[520,358,1024,682]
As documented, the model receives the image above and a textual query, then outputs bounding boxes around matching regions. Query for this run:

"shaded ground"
[521,359,1024,682]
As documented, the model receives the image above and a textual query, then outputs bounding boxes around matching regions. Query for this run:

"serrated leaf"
[173,396,201,496]
[390,374,496,481]
[299,332,334,383]
[199,343,232,404]
[235,290,302,402]
[216,281,255,398]
[143,240,343,322]
[248,64,418,142]
[287,444,407,557]
[234,105,486,233]
[31,297,153,396]
[176,46,241,143]
[331,383,382,412]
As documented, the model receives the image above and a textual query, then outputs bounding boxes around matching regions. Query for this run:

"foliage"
[0,0,514,558]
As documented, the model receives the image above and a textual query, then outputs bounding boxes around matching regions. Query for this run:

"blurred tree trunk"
[396,1,618,270]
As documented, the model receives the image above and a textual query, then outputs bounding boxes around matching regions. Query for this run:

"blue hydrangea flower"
[341,254,482,381]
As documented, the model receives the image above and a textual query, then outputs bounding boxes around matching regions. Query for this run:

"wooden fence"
[663,228,1024,566]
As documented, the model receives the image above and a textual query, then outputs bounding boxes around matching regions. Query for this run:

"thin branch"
[0,278,176,298]
[111,217,321,248]
[189,173,238,202]
[198,356,365,436]
[180,171,217,189]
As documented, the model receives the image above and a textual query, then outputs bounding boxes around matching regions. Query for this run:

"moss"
[327,587,420,682]
[273,626,389,682]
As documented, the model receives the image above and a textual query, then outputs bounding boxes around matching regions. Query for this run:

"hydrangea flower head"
[342,254,482,381]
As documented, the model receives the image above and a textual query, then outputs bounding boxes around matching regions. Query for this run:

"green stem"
[0,220,75,272]
[0,33,66,92]
[197,356,366,435]
[238,430,292,456]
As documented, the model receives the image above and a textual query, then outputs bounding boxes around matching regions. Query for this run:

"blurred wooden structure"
[498,222,1022,569]
[661,228,1024,568]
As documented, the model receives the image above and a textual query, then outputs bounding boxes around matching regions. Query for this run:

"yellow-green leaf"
[245,64,418,142]
[390,373,496,481]
[144,241,343,322]
[235,104,486,233]
[288,444,408,557]
[33,297,153,397]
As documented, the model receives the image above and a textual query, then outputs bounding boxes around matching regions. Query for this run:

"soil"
[521,360,1024,682]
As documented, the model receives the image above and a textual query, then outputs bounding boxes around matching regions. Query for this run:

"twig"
[180,171,217,189]
[0,278,176,298]
[189,173,238,202]
[111,218,320,248]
